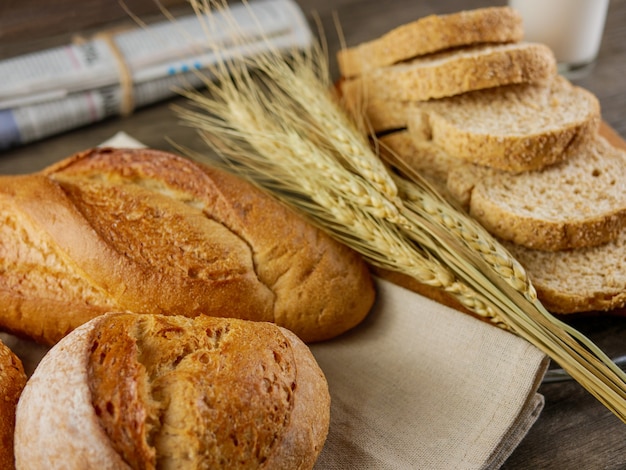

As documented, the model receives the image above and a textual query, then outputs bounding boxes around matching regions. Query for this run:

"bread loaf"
[14,313,330,469]
[0,339,27,470]
[341,6,626,316]
[340,42,557,105]
[337,6,524,78]
[0,147,375,345]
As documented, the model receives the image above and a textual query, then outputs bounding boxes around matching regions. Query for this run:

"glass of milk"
[509,0,609,78]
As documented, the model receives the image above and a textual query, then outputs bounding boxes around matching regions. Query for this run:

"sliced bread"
[503,233,626,314]
[340,42,557,105]
[447,135,626,251]
[406,75,601,172]
[337,7,524,78]
[378,131,626,314]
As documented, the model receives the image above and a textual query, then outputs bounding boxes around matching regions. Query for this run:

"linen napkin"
[3,132,549,469]
[311,278,547,470]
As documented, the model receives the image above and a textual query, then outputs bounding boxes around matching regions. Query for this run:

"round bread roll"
[0,147,375,345]
[15,313,330,469]
[0,339,27,470]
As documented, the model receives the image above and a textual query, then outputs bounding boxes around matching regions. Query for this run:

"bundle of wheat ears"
[174,0,626,422]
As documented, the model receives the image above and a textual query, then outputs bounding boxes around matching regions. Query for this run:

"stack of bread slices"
[338,6,626,315]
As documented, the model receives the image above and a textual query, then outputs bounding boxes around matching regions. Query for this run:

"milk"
[509,0,609,75]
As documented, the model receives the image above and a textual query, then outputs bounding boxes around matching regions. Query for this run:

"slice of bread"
[378,131,626,314]
[406,75,601,172]
[503,233,626,313]
[447,135,626,251]
[337,7,524,78]
[340,42,557,105]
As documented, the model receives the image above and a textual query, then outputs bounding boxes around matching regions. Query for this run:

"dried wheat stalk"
[175,0,626,422]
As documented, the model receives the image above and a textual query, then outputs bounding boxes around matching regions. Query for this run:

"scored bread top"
[340,42,557,105]
[337,7,524,78]
[447,135,626,251]
[0,148,374,345]
[406,75,601,172]
[87,314,329,469]
[15,314,330,469]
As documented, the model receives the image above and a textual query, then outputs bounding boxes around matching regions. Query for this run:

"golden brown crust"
[0,339,27,470]
[15,313,330,469]
[0,148,375,344]
[337,7,524,77]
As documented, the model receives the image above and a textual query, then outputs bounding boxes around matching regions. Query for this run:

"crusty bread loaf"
[447,135,626,251]
[340,42,557,105]
[0,147,375,345]
[15,313,330,469]
[337,6,524,78]
[405,75,600,172]
[0,339,27,470]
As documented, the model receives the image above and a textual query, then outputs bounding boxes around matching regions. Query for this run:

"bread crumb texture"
[340,42,556,104]
[504,229,626,312]
[87,314,328,469]
[447,136,626,251]
[405,75,600,171]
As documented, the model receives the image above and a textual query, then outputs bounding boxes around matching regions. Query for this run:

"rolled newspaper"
[0,0,311,150]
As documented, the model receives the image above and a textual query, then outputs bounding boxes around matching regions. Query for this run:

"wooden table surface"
[1,0,626,468]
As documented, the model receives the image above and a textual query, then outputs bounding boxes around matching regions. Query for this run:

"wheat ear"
[175,0,626,423]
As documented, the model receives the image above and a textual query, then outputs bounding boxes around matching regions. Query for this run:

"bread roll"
[0,339,27,470]
[0,147,375,344]
[15,313,330,469]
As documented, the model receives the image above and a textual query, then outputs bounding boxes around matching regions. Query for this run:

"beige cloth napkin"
[3,132,549,469]
[311,278,547,469]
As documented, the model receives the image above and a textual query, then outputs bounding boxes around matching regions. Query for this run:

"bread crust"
[14,314,330,469]
[0,339,27,470]
[340,42,557,104]
[0,148,375,344]
[337,7,524,77]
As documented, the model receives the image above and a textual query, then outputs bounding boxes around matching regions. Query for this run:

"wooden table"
[1,0,625,467]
